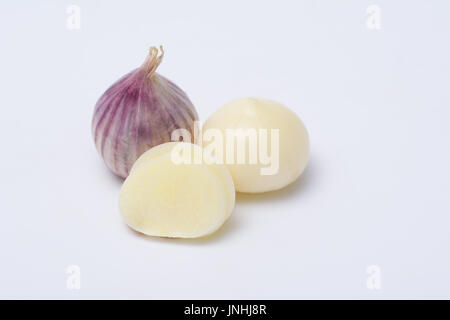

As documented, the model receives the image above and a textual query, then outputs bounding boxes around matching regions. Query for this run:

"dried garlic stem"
[143,45,164,78]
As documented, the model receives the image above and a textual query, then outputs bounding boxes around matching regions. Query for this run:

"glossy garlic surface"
[202,98,309,193]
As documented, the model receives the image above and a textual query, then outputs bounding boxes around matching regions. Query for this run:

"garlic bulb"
[92,46,198,178]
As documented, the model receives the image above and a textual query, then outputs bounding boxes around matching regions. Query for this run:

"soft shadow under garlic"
[123,211,242,246]
[236,160,315,204]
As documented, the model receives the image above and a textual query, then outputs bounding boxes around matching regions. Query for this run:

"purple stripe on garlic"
[92,46,198,178]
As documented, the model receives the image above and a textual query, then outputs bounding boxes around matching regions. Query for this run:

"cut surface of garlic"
[119,142,235,238]
[202,97,310,193]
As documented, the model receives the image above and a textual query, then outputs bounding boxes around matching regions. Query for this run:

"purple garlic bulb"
[92,46,198,178]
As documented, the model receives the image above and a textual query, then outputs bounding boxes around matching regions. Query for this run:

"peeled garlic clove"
[119,142,235,238]
[202,97,310,193]
[92,46,198,178]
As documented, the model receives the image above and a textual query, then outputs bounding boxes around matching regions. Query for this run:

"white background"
[1,0,449,299]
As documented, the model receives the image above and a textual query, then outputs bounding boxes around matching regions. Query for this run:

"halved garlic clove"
[119,142,235,238]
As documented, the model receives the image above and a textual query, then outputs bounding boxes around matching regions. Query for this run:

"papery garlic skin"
[202,98,309,193]
[92,46,198,178]
[119,142,235,238]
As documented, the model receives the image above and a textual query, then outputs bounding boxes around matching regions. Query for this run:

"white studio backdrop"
[0,0,449,299]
